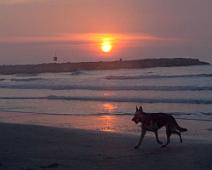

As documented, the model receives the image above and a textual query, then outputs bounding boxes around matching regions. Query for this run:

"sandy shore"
[0,122,211,170]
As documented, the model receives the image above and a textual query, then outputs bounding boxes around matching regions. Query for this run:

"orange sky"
[0,0,212,64]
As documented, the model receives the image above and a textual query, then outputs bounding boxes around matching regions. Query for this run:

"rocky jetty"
[0,58,209,75]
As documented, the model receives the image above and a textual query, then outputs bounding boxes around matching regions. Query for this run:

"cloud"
[0,33,180,47]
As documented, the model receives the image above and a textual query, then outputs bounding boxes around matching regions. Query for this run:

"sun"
[101,42,112,53]
[101,38,112,53]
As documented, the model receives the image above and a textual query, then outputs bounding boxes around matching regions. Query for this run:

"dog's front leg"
[134,129,146,149]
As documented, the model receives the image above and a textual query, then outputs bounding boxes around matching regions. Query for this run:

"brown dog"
[132,106,187,149]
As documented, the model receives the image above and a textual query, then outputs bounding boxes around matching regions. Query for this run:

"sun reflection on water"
[97,103,118,132]
[98,115,115,132]
[102,103,117,113]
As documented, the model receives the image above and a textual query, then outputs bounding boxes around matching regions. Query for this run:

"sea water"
[0,64,211,122]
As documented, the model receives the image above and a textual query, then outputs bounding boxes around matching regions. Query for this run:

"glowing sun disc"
[101,41,112,53]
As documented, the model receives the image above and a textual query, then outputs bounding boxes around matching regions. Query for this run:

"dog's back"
[142,112,187,132]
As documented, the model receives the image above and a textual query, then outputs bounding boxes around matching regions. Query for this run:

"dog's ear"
[136,106,138,111]
[139,106,143,112]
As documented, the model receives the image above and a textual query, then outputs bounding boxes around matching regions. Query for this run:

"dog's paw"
[134,145,139,149]
[158,141,163,145]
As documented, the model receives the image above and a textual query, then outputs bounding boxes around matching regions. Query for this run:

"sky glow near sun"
[0,33,175,58]
[0,33,176,44]
[0,0,212,64]
[0,33,177,56]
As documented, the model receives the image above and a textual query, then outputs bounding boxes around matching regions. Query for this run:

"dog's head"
[132,106,144,124]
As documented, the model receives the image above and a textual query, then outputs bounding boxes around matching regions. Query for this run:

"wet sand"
[0,111,211,141]
[0,122,211,170]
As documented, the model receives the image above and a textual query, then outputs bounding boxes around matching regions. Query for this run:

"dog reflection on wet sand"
[132,106,187,149]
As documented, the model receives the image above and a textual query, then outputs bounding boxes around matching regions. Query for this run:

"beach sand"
[0,122,211,170]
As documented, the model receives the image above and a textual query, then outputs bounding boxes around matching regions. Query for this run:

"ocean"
[0,64,211,123]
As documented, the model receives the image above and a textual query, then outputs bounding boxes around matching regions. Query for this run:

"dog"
[132,106,187,149]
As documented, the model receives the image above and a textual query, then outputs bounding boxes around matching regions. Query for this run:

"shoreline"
[0,122,211,170]
[0,111,211,142]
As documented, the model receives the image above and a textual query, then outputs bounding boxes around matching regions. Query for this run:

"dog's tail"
[177,126,188,132]
[174,119,188,132]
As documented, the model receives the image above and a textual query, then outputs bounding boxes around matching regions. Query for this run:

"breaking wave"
[0,95,212,104]
[10,78,44,82]
[0,84,211,91]
[105,73,212,80]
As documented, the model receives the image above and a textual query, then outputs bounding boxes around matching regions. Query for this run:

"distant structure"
[53,52,58,63]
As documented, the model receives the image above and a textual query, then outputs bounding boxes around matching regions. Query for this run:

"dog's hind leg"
[154,131,163,145]
[172,131,182,143]
[161,129,171,147]
[134,129,146,149]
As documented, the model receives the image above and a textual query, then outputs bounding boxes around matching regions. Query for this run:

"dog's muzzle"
[132,117,139,124]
